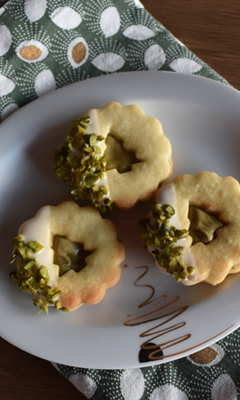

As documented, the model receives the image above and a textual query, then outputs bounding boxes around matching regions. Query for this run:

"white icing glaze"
[154,182,198,283]
[18,206,58,288]
[84,109,111,201]
[85,109,107,153]
[95,173,108,187]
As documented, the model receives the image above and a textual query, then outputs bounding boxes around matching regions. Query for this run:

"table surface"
[1,1,240,399]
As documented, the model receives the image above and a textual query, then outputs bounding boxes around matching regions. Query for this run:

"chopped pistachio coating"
[10,235,69,313]
[139,204,195,282]
[54,115,113,213]
[28,241,44,253]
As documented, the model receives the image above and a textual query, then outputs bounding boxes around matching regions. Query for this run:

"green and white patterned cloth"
[0,0,228,121]
[1,1,240,399]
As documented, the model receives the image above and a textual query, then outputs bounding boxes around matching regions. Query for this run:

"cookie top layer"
[55,102,172,211]
[94,102,172,208]
[173,171,240,285]
[142,171,240,286]
[11,201,125,312]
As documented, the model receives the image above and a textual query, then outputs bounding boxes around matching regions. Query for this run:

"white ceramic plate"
[1,71,240,369]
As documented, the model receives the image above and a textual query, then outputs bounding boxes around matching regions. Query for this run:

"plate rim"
[1,70,240,369]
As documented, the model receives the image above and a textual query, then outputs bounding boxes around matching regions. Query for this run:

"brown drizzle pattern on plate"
[124,266,234,363]
[124,266,190,362]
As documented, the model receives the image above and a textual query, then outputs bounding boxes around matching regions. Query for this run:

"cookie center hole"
[188,206,224,245]
[53,236,92,277]
[105,134,140,174]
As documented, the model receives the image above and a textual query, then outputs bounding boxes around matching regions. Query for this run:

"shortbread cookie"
[54,102,172,212]
[10,201,125,313]
[140,171,240,285]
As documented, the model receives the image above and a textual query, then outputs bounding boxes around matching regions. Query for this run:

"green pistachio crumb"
[38,266,49,280]
[61,307,70,312]
[89,133,97,147]
[10,253,17,264]
[10,238,67,314]
[39,303,49,314]
[24,261,35,270]
[55,301,62,310]
[54,115,113,213]
[102,186,109,195]
[10,271,18,283]
[187,266,195,275]
[139,204,195,282]
[18,247,26,258]
[28,241,44,253]
[12,235,24,247]
[51,290,62,300]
